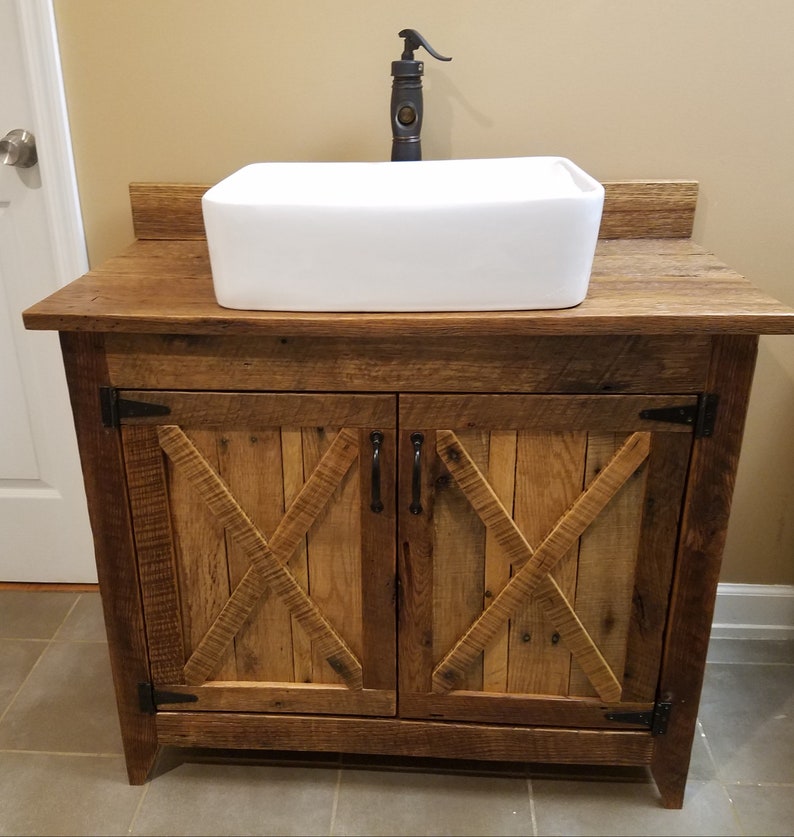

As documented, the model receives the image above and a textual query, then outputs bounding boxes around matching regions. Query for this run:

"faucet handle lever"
[398,29,452,62]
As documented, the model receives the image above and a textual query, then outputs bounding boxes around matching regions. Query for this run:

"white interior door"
[0,0,94,581]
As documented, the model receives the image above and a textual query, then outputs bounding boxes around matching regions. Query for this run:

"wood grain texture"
[599,181,697,239]
[219,430,293,683]
[23,238,794,337]
[621,433,691,702]
[167,429,238,681]
[568,435,647,698]
[130,183,208,240]
[401,395,699,432]
[156,712,655,765]
[508,432,584,697]
[432,430,488,692]
[533,575,623,703]
[358,428,398,692]
[300,427,362,685]
[121,426,185,685]
[399,692,653,728]
[432,432,651,692]
[482,431,516,692]
[650,335,759,809]
[127,181,696,241]
[151,683,395,716]
[57,333,159,784]
[397,429,437,696]
[116,391,396,428]
[157,425,363,689]
[104,333,712,394]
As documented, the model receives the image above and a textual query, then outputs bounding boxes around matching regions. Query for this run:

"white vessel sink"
[201,156,604,312]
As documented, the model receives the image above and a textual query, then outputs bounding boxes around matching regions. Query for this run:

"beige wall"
[53,0,794,584]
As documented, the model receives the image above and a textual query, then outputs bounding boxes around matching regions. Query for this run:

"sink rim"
[202,155,604,210]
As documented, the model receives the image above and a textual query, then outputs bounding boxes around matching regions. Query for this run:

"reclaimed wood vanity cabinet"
[23,182,794,808]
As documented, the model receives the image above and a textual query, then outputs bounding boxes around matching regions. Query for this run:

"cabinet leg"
[59,332,159,786]
[650,730,692,809]
[121,718,160,785]
[651,335,759,811]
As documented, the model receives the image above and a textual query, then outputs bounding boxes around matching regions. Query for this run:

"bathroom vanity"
[23,181,794,808]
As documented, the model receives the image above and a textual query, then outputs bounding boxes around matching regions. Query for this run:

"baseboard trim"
[711,583,794,640]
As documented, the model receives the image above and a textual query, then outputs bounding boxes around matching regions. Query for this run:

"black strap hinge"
[137,682,198,715]
[640,393,718,438]
[100,387,171,428]
[604,700,672,735]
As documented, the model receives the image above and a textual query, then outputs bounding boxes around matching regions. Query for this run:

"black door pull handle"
[370,430,384,513]
[409,432,424,514]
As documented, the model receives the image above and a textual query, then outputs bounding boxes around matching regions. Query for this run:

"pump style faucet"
[390,29,452,162]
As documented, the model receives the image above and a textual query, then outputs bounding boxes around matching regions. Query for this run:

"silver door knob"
[1,129,38,168]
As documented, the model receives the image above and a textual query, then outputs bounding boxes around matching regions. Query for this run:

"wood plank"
[568,434,648,698]
[165,429,237,681]
[401,395,699,431]
[156,712,655,766]
[508,433,585,696]
[432,432,651,692]
[359,428,398,693]
[599,181,697,239]
[104,333,712,393]
[24,239,794,338]
[301,427,363,685]
[651,335,759,809]
[430,428,620,702]
[219,429,293,682]
[397,429,437,696]
[121,426,185,685]
[116,391,396,428]
[179,424,359,687]
[128,181,696,241]
[158,425,364,689]
[130,183,208,240]
[621,433,692,702]
[153,683,395,716]
[482,431,517,692]
[533,576,622,703]
[57,332,159,784]
[280,428,312,684]
[432,430,489,691]
[400,691,653,728]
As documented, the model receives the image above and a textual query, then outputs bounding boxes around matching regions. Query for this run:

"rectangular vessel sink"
[202,156,604,312]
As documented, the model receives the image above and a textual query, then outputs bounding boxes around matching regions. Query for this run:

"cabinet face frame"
[58,331,761,811]
[119,391,398,718]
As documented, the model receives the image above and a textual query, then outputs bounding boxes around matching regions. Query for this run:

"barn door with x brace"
[119,391,397,717]
[397,393,696,729]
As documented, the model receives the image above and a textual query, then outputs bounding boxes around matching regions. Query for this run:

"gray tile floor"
[0,589,792,836]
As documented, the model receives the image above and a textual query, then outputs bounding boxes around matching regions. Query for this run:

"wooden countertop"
[22,181,794,338]
[23,237,794,338]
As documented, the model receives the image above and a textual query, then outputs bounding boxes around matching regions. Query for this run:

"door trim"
[15,0,88,285]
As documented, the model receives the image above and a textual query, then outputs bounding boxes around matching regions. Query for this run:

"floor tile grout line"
[328,766,343,837]
[715,779,748,837]
[126,778,152,835]
[0,638,52,727]
[0,593,83,727]
[694,718,721,780]
[51,592,84,642]
[527,775,538,837]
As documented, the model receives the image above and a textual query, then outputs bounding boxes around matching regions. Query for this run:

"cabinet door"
[120,391,397,717]
[398,394,694,728]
